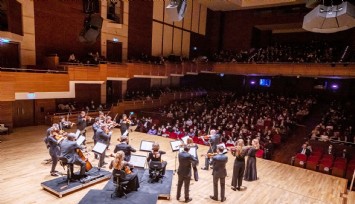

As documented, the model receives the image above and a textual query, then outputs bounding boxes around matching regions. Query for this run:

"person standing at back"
[210,145,228,202]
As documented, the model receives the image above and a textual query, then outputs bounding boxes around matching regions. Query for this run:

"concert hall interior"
[1,0,355,204]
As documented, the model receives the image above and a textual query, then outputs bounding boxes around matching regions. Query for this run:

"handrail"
[59,62,99,67]
[0,67,68,73]
[213,61,355,65]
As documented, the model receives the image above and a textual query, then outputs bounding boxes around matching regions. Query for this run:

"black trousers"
[231,160,245,188]
[213,175,225,200]
[177,175,191,200]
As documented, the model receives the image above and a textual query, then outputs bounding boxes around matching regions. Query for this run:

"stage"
[0,126,350,204]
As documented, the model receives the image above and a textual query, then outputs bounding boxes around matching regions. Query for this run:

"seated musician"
[109,151,139,192]
[147,143,167,176]
[113,135,136,162]
[59,133,86,178]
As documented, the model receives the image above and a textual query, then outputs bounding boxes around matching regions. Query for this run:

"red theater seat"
[256,149,264,158]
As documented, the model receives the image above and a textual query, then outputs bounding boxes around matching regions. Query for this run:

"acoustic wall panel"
[152,22,163,56]
[191,0,200,33]
[182,31,191,57]
[199,5,207,35]
[153,1,164,21]
[163,25,173,56]
[173,28,183,55]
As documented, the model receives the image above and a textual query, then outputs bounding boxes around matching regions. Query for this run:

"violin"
[201,153,218,158]
[199,135,212,140]
[124,166,132,174]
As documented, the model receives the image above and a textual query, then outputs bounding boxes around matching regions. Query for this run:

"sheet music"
[140,140,154,152]
[170,140,183,152]
[75,130,81,139]
[129,154,147,168]
[76,136,85,146]
[179,147,197,158]
[92,142,107,154]
[181,136,190,145]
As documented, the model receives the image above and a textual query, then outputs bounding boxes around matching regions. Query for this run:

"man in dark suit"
[95,125,111,167]
[210,145,228,202]
[177,145,197,203]
[59,133,86,177]
[77,111,88,135]
[113,136,136,161]
[298,143,311,157]
[45,134,60,176]
[119,114,130,137]
[202,129,220,170]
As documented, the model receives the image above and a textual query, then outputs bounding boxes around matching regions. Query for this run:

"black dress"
[111,161,139,192]
[231,149,246,188]
[244,147,258,181]
[147,150,167,175]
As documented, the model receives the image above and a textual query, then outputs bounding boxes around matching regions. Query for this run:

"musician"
[177,145,197,203]
[109,151,139,192]
[231,139,247,191]
[46,123,59,137]
[201,129,220,170]
[77,111,88,144]
[147,143,167,176]
[210,145,228,202]
[119,114,130,137]
[45,133,60,176]
[96,125,111,167]
[113,135,136,162]
[186,138,199,181]
[59,133,86,177]
[92,117,101,159]
[59,116,74,130]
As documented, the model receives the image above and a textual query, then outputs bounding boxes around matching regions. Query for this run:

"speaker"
[303,1,355,33]
[165,0,187,22]
[79,14,103,44]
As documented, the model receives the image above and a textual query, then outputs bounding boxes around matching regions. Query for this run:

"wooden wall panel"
[199,5,207,35]
[163,25,173,56]
[34,0,100,64]
[34,99,56,125]
[163,1,174,25]
[173,28,182,55]
[153,0,164,21]
[0,42,20,68]
[14,73,69,92]
[0,101,13,132]
[12,100,34,127]
[182,31,191,57]
[152,22,163,56]
[183,0,193,30]
[191,0,200,33]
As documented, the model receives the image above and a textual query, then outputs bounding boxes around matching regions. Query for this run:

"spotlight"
[250,80,256,85]
[331,84,339,89]
[0,38,10,43]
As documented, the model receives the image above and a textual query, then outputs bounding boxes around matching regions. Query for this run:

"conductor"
[177,145,197,203]
[59,133,86,178]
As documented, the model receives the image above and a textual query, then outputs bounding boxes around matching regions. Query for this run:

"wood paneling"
[0,41,20,68]
[0,101,13,131]
[67,66,105,81]
[151,22,163,56]
[191,0,200,33]
[8,0,22,36]
[198,5,207,35]
[106,63,130,78]
[172,28,182,55]
[182,31,190,57]
[163,25,173,56]
[152,0,164,21]
[34,0,100,64]
[75,84,101,107]
[34,99,56,125]
[128,0,153,58]
[183,0,193,30]
[12,100,34,127]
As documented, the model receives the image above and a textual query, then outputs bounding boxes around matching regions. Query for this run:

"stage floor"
[0,126,350,204]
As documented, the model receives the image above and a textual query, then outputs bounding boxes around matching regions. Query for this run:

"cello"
[76,149,93,172]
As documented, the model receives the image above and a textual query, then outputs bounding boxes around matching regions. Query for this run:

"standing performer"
[59,133,86,178]
[231,139,247,191]
[77,111,89,144]
[119,114,131,137]
[92,117,101,159]
[46,133,60,176]
[95,125,111,168]
[113,135,136,162]
[186,137,199,181]
[201,129,220,170]
[244,139,260,181]
[176,145,197,203]
[147,143,167,176]
[210,145,228,202]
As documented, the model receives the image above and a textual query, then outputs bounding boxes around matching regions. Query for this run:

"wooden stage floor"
[0,126,351,204]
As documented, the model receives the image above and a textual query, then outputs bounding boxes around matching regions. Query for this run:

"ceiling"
[198,0,306,11]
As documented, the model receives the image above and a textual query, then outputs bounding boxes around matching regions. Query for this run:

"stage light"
[331,84,339,89]
[250,80,256,85]
[113,38,119,42]
[219,73,224,77]
[193,46,197,51]
[0,38,10,43]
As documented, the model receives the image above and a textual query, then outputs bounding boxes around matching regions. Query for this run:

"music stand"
[170,140,182,152]
[139,140,155,152]
[129,154,147,169]
[179,146,197,158]
[75,130,81,139]
[76,135,85,146]
[92,142,108,155]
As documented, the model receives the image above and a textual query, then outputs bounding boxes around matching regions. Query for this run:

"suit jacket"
[298,148,311,157]
[96,128,111,144]
[178,151,197,177]
[211,153,228,178]
[92,122,101,140]
[208,134,220,153]
[114,142,136,161]
[77,116,87,131]
[59,139,82,163]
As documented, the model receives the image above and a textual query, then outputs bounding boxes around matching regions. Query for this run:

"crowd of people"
[124,87,206,101]
[211,41,351,64]
[135,91,316,159]
[56,100,108,113]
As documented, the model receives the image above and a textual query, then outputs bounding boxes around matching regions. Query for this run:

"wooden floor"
[0,126,351,204]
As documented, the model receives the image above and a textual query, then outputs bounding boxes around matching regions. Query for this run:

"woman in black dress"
[244,139,260,181]
[109,151,139,192]
[146,142,167,175]
[231,139,247,190]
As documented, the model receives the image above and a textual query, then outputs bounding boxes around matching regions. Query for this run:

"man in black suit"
[298,143,311,157]
[95,125,111,167]
[59,133,86,177]
[210,145,228,202]
[177,145,198,203]
[92,117,101,159]
[119,114,130,137]
[202,129,220,170]
[113,136,136,162]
